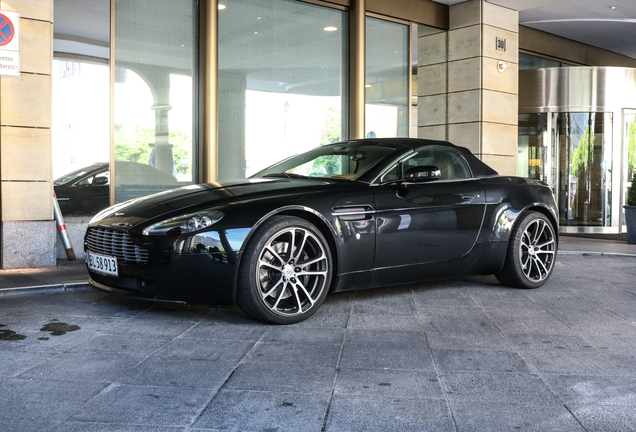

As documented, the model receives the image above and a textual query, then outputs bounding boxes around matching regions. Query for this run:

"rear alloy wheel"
[496,211,557,289]
[237,216,332,324]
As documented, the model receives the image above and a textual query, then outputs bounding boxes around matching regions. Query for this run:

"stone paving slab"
[0,254,636,430]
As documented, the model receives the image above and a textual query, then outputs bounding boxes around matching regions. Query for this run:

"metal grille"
[86,228,149,264]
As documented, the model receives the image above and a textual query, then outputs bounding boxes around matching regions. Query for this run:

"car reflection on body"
[84,138,559,324]
[54,161,179,215]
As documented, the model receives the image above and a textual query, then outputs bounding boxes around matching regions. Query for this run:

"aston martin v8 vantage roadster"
[85,139,558,324]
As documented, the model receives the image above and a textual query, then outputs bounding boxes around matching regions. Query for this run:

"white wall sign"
[0,9,20,77]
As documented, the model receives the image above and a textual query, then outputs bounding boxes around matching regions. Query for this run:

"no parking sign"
[0,10,20,77]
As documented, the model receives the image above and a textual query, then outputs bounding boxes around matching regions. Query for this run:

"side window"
[426,148,471,180]
[379,147,472,182]
[77,170,110,186]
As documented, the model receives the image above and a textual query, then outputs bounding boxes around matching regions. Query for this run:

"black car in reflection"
[54,161,179,215]
[85,139,559,324]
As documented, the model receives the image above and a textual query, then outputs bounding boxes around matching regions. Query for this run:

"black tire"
[237,216,333,324]
[495,211,557,289]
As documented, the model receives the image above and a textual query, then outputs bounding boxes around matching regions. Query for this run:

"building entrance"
[519,67,636,233]
[519,112,612,228]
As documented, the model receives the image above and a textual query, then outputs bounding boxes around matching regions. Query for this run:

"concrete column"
[0,0,56,269]
[418,0,518,175]
[349,0,365,140]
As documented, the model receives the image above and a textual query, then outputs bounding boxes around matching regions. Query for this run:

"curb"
[557,251,636,258]
[0,282,91,297]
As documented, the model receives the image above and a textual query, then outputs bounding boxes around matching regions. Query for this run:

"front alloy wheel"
[238,216,332,324]
[496,211,557,289]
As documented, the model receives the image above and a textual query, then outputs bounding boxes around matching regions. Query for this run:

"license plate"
[86,251,119,277]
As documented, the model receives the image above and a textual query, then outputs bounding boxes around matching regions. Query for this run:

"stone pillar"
[0,0,55,269]
[418,0,518,175]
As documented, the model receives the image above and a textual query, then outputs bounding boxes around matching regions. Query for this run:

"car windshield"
[53,165,104,185]
[253,143,398,180]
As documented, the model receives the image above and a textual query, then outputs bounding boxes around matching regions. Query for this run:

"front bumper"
[86,252,237,305]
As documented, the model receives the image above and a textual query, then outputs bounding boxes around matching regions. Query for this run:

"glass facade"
[557,113,613,227]
[53,0,420,207]
[518,113,551,185]
[217,0,348,181]
[518,112,613,227]
[52,60,110,183]
[114,0,198,202]
[365,17,409,138]
[52,0,110,215]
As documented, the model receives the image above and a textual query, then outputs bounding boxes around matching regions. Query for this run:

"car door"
[372,146,486,270]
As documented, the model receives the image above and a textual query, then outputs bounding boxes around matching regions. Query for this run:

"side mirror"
[404,165,441,182]
[93,176,108,185]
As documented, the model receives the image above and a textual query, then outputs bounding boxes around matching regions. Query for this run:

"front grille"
[86,227,149,264]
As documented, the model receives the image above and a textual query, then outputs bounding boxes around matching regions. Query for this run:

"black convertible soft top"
[350,138,499,179]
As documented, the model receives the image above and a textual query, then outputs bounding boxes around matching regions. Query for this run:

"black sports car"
[85,138,558,324]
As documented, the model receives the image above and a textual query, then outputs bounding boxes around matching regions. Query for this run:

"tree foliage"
[310,107,344,175]
[628,175,636,206]
[571,126,595,177]
[115,126,191,167]
[320,107,342,146]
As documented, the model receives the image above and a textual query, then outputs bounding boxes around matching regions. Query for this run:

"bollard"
[53,192,76,261]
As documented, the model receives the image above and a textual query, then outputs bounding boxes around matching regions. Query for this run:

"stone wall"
[0,0,55,269]
[418,0,519,176]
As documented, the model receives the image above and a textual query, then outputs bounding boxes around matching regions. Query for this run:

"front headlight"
[142,211,224,236]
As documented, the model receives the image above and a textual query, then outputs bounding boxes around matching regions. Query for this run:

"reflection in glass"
[365,17,409,138]
[255,142,397,180]
[114,0,197,202]
[557,113,612,226]
[519,112,613,227]
[518,113,550,184]
[218,0,347,181]
[52,61,110,183]
[53,0,111,215]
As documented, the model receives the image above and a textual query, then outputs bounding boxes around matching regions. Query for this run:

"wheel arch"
[233,205,340,294]
[520,203,559,248]
[493,202,558,244]
[495,203,559,288]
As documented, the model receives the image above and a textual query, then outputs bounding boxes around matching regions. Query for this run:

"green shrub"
[628,175,636,206]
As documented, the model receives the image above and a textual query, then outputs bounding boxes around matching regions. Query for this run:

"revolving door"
[518,112,613,227]
[520,67,636,233]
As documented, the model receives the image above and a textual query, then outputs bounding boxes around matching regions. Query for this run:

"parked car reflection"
[54,161,179,215]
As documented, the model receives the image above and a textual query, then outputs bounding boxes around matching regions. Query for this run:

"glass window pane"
[114,0,197,202]
[53,0,110,216]
[218,0,348,181]
[519,52,560,70]
[366,17,409,138]
[518,113,550,183]
[558,112,612,227]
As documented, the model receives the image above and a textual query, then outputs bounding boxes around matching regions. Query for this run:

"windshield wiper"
[262,172,310,179]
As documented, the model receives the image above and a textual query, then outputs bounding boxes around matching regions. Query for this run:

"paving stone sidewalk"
[1,254,636,431]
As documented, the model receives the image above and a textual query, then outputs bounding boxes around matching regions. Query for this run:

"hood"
[91,177,342,227]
